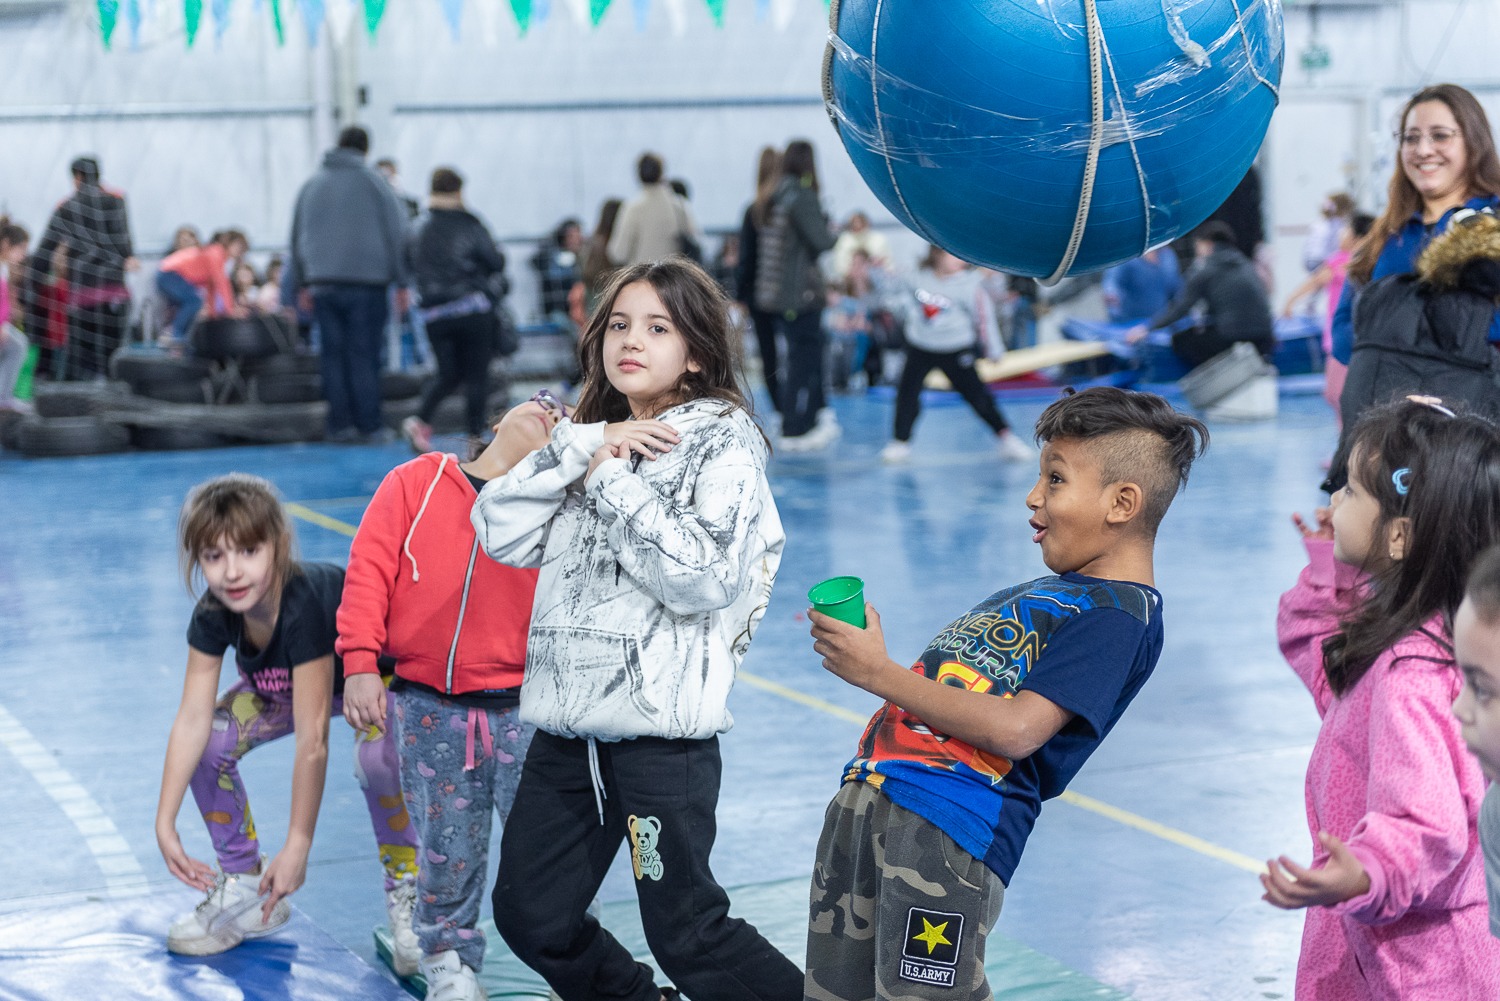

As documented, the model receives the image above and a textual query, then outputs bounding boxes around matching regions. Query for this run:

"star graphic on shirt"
[911,917,952,955]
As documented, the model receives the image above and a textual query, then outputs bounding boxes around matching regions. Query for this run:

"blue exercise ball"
[824,0,1284,279]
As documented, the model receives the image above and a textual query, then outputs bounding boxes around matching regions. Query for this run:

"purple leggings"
[188,678,419,890]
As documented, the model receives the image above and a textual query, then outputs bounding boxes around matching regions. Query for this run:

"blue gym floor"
[0,384,1335,1001]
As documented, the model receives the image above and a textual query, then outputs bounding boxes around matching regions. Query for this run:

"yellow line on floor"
[288,503,1266,875]
[286,502,358,538]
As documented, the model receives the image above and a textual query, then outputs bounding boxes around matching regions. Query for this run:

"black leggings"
[418,312,493,435]
[494,732,803,1001]
[748,307,782,415]
[893,345,1009,442]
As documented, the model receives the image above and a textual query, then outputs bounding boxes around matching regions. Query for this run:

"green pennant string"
[269,0,284,45]
[363,0,386,37]
[509,0,531,34]
[703,0,724,25]
[184,0,202,46]
[97,0,119,47]
[589,0,609,26]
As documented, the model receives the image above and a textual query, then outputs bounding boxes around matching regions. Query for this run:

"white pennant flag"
[561,0,589,26]
[770,0,795,31]
[474,0,501,46]
[325,0,354,41]
[661,0,685,35]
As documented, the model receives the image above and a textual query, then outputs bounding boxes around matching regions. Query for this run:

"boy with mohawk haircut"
[806,387,1209,1000]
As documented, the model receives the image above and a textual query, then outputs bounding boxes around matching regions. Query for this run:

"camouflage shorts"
[805,782,1005,1001]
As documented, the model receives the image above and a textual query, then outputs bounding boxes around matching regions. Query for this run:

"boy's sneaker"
[996,430,1035,463]
[166,870,289,956]
[402,416,433,453]
[879,440,912,464]
[386,875,421,978]
[421,949,485,1001]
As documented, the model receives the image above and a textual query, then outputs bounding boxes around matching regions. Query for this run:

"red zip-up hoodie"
[338,451,537,693]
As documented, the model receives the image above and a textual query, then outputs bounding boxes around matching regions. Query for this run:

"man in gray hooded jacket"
[287,126,411,441]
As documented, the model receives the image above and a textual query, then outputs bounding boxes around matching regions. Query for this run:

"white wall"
[3,0,1500,307]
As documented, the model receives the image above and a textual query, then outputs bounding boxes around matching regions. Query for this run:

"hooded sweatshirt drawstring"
[403,453,451,582]
[464,708,493,771]
[587,737,607,825]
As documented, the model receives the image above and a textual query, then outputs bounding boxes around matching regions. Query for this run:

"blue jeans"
[156,270,203,343]
[311,284,388,435]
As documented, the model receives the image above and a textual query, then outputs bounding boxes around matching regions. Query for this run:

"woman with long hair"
[736,146,784,415]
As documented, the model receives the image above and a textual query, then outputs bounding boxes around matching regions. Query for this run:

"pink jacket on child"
[1277,538,1500,1000]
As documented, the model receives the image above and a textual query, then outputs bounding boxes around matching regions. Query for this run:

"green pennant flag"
[269,0,284,44]
[509,0,531,34]
[589,0,609,26]
[363,0,386,37]
[184,0,202,46]
[98,0,119,46]
[704,0,724,24]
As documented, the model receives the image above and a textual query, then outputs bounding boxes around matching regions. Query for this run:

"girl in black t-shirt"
[154,473,420,973]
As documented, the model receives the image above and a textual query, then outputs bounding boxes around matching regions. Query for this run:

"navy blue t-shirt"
[842,573,1163,883]
[187,561,347,696]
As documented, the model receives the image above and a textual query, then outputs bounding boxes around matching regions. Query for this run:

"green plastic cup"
[808,576,866,628]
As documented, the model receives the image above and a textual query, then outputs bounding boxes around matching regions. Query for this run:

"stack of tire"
[2,315,431,457]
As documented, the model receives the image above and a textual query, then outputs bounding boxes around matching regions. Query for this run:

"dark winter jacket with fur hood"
[1326,212,1500,490]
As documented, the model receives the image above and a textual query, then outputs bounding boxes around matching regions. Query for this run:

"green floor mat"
[375,875,1131,1000]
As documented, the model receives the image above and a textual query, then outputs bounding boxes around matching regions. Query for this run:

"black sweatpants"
[748,307,782,415]
[892,345,1009,443]
[779,309,825,438]
[495,731,803,1001]
[418,311,494,435]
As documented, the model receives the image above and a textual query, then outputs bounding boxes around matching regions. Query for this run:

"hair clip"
[1404,394,1457,418]
[1392,468,1411,496]
[1450,206,1496,228]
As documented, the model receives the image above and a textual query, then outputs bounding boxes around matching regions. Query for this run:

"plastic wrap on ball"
[823,0,1284,279]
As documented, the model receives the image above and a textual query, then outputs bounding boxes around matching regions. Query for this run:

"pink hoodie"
[1277,539,1500,1000]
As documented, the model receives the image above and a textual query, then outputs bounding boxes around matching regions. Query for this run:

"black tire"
[243,352,321,378]
[134,378,215,405]
[130,424,237,450]
[381,370,426,400]
[251,372,323,405]
[14,416,130,457]
[32,381,129,418]
[0,409,23,450]
[109,348,214,386]
[191,315,294,361]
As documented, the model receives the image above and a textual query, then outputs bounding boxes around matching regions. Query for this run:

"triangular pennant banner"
[439,0,462,39]
[588,0,608,26]
[629,0,646,30]
[211,0,232,41]
[509,0,531,33]
[362,0,384,36]
[297,0,323,44]
[703,0,724,26]
[269,0,284,44]
[97,0,119,47]
[754,0,768,18]
[661,0,681,33]
[533,0,548,23]
[125,0,141,45]
[184,0,202,45]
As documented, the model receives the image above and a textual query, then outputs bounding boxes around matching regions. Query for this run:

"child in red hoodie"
[338,399,556,1001]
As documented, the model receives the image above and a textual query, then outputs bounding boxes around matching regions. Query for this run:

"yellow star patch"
[911,917,952,955]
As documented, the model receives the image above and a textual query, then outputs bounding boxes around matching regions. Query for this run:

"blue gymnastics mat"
[0,890,410,1001]
[374,876,1131,1000]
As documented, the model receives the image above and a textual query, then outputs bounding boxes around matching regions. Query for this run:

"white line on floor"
[0,702,149,898]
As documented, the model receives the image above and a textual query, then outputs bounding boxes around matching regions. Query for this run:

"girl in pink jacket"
[1269,397,1500,1000]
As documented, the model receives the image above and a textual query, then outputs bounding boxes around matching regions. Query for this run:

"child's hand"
[1260,832,1371,910]
[259,845,309,923]
[1292,508,1334,541]
[587,442,629,481]
[602,420,679,462]
[156,826,216,892]
[810,605,895,693]
[341,673,387,734]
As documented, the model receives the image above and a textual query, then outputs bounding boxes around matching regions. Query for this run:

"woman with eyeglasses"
[1323,84,1500,491]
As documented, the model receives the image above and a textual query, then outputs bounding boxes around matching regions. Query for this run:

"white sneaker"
[387,874,421,978]
[421,949,486,1001]
[879,440,912,464]
[166,870,289,956]
[815,408,841,432]
[780,425,834,453]
[996,430,1035,463]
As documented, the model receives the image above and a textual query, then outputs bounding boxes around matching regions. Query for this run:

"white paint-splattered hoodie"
[471,399,784,742]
